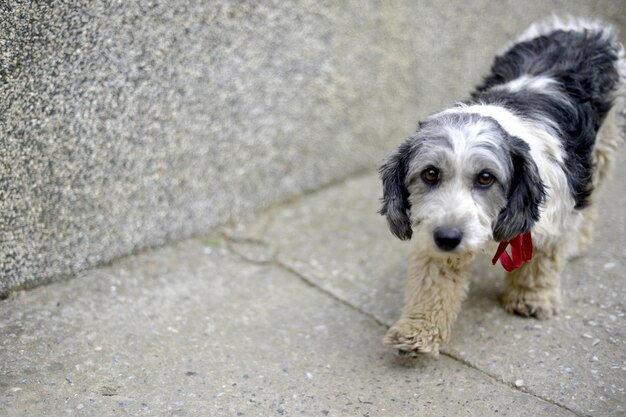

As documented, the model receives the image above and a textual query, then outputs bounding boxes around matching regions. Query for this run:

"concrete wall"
[1,1,624,295]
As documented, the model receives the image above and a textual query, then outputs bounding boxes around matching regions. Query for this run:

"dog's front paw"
[503,288,560,320]
[383,319,443,355]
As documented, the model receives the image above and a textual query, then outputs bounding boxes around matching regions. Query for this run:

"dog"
[379,16,625,355]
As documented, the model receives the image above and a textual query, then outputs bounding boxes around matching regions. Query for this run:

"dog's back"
[479,21,622,116]
[470,17,626,210]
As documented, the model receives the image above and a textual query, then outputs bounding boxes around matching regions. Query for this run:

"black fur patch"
[472,29,622,209]
[379,139,416,240]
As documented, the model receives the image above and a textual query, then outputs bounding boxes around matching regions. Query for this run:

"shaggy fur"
[379,16,626,355]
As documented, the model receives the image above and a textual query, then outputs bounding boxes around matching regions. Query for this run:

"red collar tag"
[491,232,533,272]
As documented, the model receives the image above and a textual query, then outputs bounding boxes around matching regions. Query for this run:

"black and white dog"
[380,17,625,355]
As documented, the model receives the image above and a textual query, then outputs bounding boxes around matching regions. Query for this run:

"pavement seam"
[224,233,379,322]
[439,353,583,417]
[225,234,585,417]
[279,258,585,417]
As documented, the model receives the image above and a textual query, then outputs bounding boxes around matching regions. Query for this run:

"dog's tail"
[511,15,612,45]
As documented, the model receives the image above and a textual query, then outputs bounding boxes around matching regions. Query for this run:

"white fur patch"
[504,15,616,53]
[489,74,558,94]
[439,104,577,248]
[440,104,564,163]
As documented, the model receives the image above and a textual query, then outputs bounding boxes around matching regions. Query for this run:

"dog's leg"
[574,102,626,257]
[573,206,596,258]
[503,244,566,320]
[384,252,471,355]
[592,101,625,188]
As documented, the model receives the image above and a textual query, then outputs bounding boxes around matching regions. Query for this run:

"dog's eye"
[476,171,496,187]
[421,167,440,185]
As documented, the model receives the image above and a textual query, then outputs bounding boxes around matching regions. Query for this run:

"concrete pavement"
[2,152,625,416]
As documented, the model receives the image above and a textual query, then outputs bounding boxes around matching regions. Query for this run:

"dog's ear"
[493,136,546,242]
[379,139,414,240]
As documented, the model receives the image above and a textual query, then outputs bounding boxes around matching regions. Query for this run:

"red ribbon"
[491,232,533,272]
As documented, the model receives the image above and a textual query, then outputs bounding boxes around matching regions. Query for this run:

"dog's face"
[380,112,545,256]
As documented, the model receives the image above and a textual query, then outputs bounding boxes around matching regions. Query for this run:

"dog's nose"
[433,228,463,251]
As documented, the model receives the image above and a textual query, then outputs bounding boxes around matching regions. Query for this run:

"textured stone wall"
[1,1,624,295]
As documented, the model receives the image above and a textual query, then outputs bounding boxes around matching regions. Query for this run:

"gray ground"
[1,153,625,416]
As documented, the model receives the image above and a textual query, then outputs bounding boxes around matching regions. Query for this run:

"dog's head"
[379,112,545,255]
